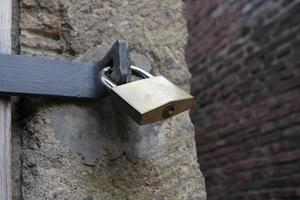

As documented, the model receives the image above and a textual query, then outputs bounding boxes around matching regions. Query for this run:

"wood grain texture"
[0,99,11,200]
[0,0,12,199]
[0,53,106,99]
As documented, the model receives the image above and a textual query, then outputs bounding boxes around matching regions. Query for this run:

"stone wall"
[11,0,206,199]
[185,0,300,199]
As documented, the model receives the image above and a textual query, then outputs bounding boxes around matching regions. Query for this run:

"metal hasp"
[96,40,130,85]
[0,39,194,125]
[0,40,130,99]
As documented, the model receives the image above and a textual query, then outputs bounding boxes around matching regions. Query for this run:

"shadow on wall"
[184,0,300,199]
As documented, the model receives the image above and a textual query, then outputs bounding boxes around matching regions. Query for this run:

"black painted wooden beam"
[0,53,105,99]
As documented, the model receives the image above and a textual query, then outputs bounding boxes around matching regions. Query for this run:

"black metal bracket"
[96,40,131,85]
[0,40,131,99]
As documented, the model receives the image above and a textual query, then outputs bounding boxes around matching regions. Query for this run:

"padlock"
[100,66,194,125]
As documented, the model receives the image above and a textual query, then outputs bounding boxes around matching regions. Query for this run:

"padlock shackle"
[131,66,154,79]
[100,65,154,90]
[100,67,118,89]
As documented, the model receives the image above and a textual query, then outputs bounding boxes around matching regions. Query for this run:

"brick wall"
[184,0,300,199]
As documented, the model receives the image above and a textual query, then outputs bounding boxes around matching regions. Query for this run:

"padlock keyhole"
[162,105,176,119]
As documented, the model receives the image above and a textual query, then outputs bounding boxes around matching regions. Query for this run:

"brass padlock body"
[110,76,194,125]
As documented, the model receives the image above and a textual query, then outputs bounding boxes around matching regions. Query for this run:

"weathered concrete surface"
[14,0,206,199]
